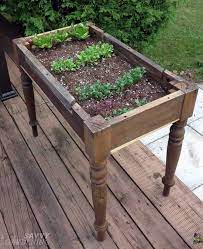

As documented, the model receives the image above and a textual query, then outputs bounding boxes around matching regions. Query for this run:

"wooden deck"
[0,58,202,249]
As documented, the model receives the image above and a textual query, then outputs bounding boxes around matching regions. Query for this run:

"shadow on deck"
[0,58,202,249]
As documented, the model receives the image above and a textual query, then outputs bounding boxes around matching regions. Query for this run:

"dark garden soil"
[32,37,169,117]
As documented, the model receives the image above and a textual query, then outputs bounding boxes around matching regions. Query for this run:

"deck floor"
[0,59,202,249]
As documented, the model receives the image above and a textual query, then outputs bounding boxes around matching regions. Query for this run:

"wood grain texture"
[0,141,48,249]
[100,28,164,79]
[0,102,83,249]
[112,142,203,249]
[0,212,14,249]
[84,116,111,241]
[163,120,187,196]
[20,69,38,137]
[4,93,117,249]
[109,92,184,149]
[180,87,198,121]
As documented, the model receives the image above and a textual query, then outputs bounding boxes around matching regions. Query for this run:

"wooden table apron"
[13,23,198,242]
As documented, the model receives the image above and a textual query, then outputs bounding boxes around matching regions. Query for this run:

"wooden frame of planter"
[13,23,198,241]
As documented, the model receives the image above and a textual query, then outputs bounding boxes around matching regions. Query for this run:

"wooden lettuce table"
[13,23,198,241]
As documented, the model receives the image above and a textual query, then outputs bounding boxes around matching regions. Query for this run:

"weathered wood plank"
[0,212,14,249]
[109,92,184,149]
[8,83,153,249]
[180,87,198,121]
[4,94,118,248]
[112,142,203,249]
[0,102,83,249]
[102,30,164,79]
[84,115,111,241]
[0,141,49,249]
[88,22,104,40]
[168,80,199,121]
[163,69,184,82]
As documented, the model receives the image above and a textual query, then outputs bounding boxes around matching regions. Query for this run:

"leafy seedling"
[75,81,112,101]
[70,23,89,40]
[76,42,113,67]
[32,23,89,49]
[99,42,114,58]
[112,107,131,116]
[32,34,53,49]
[75,67,145,101]
[51,58,77,73]
[53,31,71,43]
[51,42,114,73]
[134,98,148,106]
[114,67,145,93]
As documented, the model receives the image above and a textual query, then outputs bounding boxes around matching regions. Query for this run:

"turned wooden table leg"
[89,158,108,241]
[84,116,110,241]
[162,119,187,196]
[20,69,38,137]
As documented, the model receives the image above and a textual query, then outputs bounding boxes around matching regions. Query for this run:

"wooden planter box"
[13,23,198,241]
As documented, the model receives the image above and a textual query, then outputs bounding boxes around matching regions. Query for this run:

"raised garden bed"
[13,23,198,242]
[31,35,167,118]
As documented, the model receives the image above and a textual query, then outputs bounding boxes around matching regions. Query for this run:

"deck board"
[0,59,202,249]
[112,143,203,248]
[0,102,84,249]
[0,212,14,249]
[4,95,119,249]
[0,142,49,249]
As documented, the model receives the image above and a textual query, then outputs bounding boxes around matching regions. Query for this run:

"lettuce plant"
[75,81,112,101]
[115,67,146,93]
[54,31,71,43]
[51,42,114,73]
[70,23,89,40]
[134,98,148,107]
[51,58,77,73]
[32,34,53,49]
[76,42,114,67]
[99,43,114,58]
[32,23,89,49]
[75,67,145,101]
[112,107,131,116]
